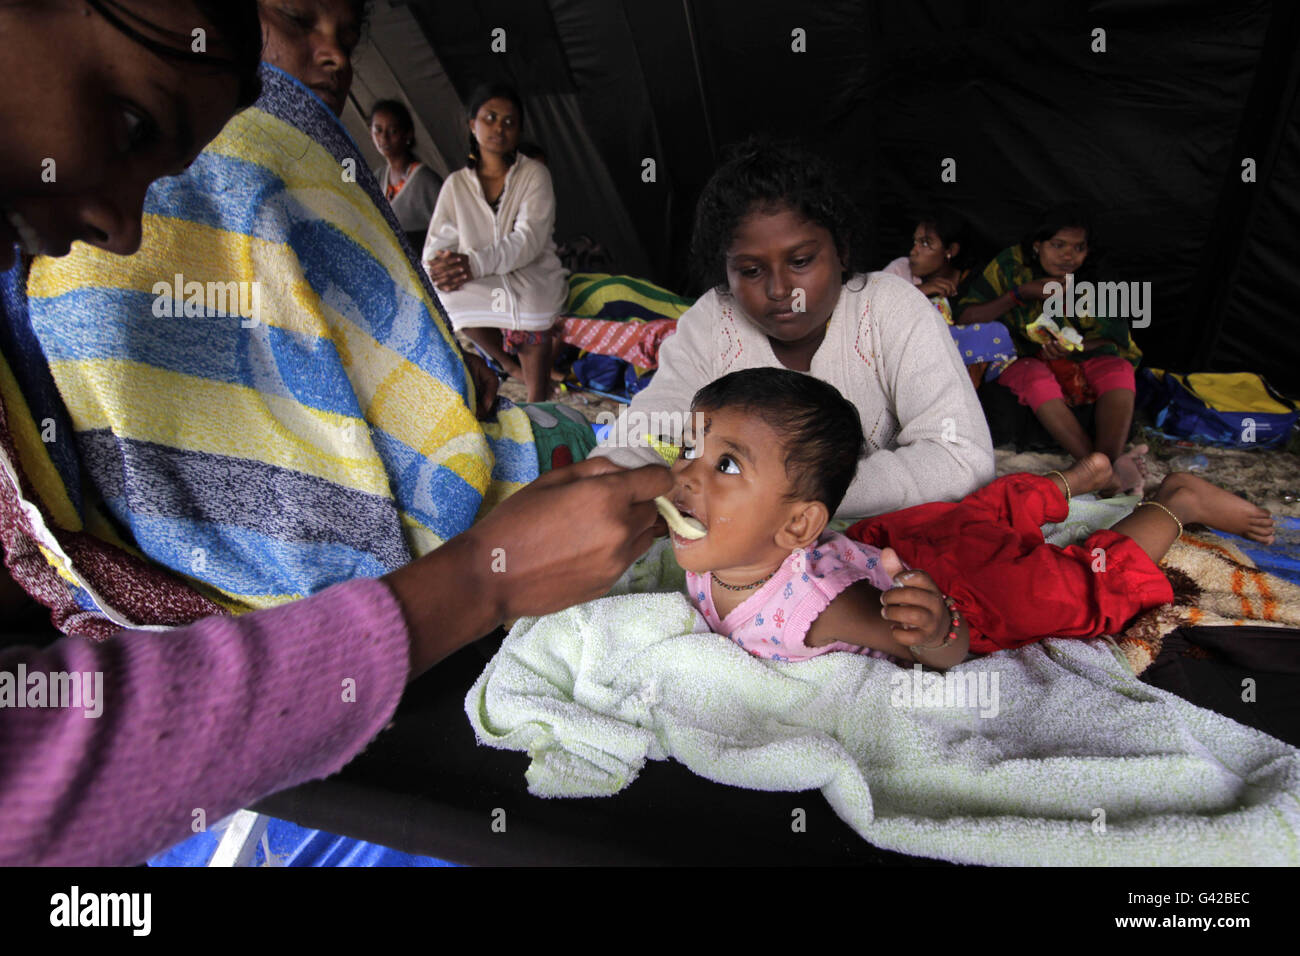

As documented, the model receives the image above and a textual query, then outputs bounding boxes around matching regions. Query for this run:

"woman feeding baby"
[666,369,1276,669]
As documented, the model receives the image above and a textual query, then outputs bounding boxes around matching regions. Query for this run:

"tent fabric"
[353,0,1299,396]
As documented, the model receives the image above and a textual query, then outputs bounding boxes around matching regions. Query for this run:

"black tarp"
[399,0,1299,395]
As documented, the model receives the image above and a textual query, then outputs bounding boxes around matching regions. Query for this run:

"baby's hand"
[878,548,950,649]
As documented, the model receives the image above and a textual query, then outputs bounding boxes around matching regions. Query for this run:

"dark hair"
[465,83,525,168]
[1021,202,1096,273]
[690,138,871,295]
[370,99,416,148]
[691,369,865,515]
[915,208,967,269]
[350,1,374,31]
[87,0,263,109]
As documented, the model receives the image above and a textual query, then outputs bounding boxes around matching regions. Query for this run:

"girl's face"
[369,110,410,161]
[470,98,521,159]
[907,222,954,279]
[1034,226,1088,277]
[725,205,845,349]
[667,407,800,577]
[259,0,362,116]
[0,0,242,271]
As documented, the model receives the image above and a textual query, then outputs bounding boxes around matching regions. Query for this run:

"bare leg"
[1033,397,1094,461]
[1111,472,1276,565]
[464,327,522,381]
[548,335,568,382]
[1093,388,1135,462]
[516,337,553,403]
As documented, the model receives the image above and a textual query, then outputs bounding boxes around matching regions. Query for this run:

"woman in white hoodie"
[423,84,567,401]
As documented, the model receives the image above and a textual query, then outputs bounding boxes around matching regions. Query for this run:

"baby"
[666,369,1275,670]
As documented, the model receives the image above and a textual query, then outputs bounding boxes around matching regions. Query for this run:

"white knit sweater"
[590,272,995,519]
[421,155,567,331]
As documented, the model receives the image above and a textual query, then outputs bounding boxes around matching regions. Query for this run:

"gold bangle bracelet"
[1136,500,1184,539]
[1046,469,1071,501]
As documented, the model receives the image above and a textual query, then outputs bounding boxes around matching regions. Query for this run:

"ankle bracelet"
[1136,500,1184,539]
[1046,470,1071,501]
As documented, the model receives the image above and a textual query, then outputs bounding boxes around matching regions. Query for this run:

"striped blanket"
[23,64,537,616]
[558,273,692,370]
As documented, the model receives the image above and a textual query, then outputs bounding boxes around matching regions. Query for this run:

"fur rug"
[1117,529,1300,674]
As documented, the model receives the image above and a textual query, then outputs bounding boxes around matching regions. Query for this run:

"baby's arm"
[805,568,970,670]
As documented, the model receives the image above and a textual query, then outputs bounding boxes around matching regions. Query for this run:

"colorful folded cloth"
[21,64,538,619]
[556,274,692,370]
[557,316,678,370]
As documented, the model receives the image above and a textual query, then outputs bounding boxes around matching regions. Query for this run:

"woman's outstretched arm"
[0,458,671,866]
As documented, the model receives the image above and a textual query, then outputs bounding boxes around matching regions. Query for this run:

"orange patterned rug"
[1118,529,1300,674]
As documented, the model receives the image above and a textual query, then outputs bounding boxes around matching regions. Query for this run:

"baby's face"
[667,407,796,575]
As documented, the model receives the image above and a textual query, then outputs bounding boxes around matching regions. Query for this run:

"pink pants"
[999,355,1135,411]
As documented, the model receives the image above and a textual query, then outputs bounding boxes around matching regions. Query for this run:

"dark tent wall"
[359,0,1300,396]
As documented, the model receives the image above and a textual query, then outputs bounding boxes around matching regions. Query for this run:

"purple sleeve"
[0,578,410,866]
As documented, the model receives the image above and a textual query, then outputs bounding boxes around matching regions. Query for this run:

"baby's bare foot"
[1059,452,1113,497]
[1159,473,1276,545]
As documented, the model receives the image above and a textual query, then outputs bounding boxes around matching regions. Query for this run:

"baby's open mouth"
[655,496,707,540]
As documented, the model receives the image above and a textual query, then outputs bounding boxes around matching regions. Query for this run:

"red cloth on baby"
[845,474,1174,653]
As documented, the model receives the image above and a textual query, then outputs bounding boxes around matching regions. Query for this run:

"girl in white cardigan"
[591,141,995,519]
[423,85,567,401]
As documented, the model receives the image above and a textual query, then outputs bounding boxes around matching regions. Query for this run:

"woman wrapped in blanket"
[423,83,568,403]
[590,140,995,519]
[881,209,1016,390]
[0,0,669,866]
[956,203,1147,496]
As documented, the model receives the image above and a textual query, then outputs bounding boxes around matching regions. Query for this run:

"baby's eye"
[681,443,700,460]
[716,454,740,475]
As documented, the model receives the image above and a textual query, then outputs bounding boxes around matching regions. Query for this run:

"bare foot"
[1104,443,1149,497]
[1057,452,1113,498]
[1158,472,1276,545]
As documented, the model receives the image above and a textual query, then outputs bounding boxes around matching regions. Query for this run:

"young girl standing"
[591,141,994,518]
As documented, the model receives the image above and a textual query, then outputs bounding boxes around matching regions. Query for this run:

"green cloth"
[957,244,1142,365]
[518,402,598,472]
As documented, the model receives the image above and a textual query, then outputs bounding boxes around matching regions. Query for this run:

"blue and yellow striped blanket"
[26,65,536,614]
